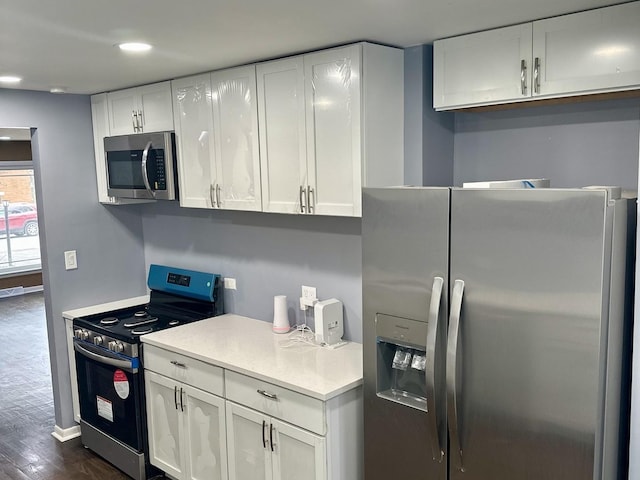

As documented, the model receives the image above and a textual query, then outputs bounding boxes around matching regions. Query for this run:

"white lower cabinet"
[144,343,362,480]
[144,345,227,480]
[226,401,325,480]
[145,371,227,480]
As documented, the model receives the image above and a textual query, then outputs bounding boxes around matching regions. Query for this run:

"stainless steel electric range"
[72,264,224,480]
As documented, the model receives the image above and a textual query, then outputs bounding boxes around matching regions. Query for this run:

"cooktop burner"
[134,311,148,318]
[100,316,119,326]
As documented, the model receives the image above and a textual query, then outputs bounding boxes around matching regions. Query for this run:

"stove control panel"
[73,328,138,358]
[108,341,125,354]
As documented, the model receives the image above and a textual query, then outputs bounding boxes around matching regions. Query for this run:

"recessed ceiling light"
[0,136,11,141]
[118,42,152,53]
[0,76,22,84]
[50,87,67,94]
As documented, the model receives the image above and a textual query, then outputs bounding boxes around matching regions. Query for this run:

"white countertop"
[62,295,150,320]
[141,314,363,401]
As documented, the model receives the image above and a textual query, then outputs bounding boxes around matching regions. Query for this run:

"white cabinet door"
[271,419,326,480]
[211,66,262,211]
[533,2,640,97]
[226,402,272,480]
[172,74,217,209]
[434,23,533,109]
[108,82,173,135]
[145,371,186,480]
[183,386,228,480]
[138,81,174,132]
[107,87,139,135]
[257,57,307,214]
[304,45,362,216]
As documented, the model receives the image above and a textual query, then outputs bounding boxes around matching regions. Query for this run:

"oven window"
[76,348,145,451]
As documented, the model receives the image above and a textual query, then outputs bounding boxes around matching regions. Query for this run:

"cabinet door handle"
[307,186,314,213]
[210,184,216,208]
[534,57,541,94]
[180,387,185,412]
[520,59,527,95]
[216,184,222,208]
[138,109,143,130]
[257,389,278,400]
[262,420,267,448]
[132,110,138,131]
[269,423,275,452]
[170,360,187,369]
[174,386,178,410]
[299,185,306,213]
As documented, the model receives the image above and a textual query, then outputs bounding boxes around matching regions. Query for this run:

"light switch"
[64,250,78,270]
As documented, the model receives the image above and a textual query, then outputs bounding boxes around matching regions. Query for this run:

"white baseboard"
[0,284,43,298]
[51,424,81,442]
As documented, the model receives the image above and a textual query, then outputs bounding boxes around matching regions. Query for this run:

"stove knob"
[114,342,125,353]
[80,330,89,341]
[73,329,82,339]
[108,341,117,351]
[93,336,104,346]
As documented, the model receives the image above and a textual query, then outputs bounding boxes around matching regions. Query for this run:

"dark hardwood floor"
[0,292,131,480]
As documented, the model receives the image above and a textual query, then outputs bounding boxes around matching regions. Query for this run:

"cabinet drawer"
[142,344,224,397]
[225,370,325,435]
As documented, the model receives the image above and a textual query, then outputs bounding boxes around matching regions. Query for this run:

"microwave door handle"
[425,276,444,462]
[141,141,156,198]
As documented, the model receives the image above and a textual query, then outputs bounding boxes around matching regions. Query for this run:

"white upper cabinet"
[108,81,174,135]
[90,94,154,205]
[256,57,307,215]
[211,65,262,212]
[533,1,640,97]
[434,24,533,110]
[434,2,640,110]
[304,46,362,217]
[257,43,403,217]
[172,74,217,209]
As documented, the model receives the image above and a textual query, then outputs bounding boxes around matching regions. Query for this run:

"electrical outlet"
[64,250,78,270]
[301,285,316,300]
[224,278,237,290]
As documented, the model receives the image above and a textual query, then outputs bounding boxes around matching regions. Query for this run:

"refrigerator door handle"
[425,276,445,462]
[447,279,465,472]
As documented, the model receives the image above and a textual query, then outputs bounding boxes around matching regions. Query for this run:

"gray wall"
[141,203,364,341]
[0,89,147,430]
[404,45,455,186]
[453,98,640,190]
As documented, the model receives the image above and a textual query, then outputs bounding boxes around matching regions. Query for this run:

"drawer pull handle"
[174,386,178,410]
[171,360,187,368]
[257,389,278,400]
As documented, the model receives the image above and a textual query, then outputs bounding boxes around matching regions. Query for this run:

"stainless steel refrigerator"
[362,186,635,480]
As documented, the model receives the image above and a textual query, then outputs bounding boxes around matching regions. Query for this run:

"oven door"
[74,340,145,451]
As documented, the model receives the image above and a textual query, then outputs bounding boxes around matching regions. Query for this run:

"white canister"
[272,295,290,333]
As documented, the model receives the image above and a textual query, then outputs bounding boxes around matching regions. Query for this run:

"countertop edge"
[62,295,150,320]
[141,336,363,401]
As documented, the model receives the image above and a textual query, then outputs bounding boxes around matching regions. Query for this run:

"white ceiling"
[0,0,627,95]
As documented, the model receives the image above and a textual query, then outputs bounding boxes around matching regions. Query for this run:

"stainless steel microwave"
[104,131,178,200]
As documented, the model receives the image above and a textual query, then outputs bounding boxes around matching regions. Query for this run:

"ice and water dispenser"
[376,313,429,411]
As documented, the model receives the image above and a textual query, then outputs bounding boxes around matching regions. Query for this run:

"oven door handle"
[74,342,137,373]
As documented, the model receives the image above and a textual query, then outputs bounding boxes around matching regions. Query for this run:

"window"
[0,167,41,275]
